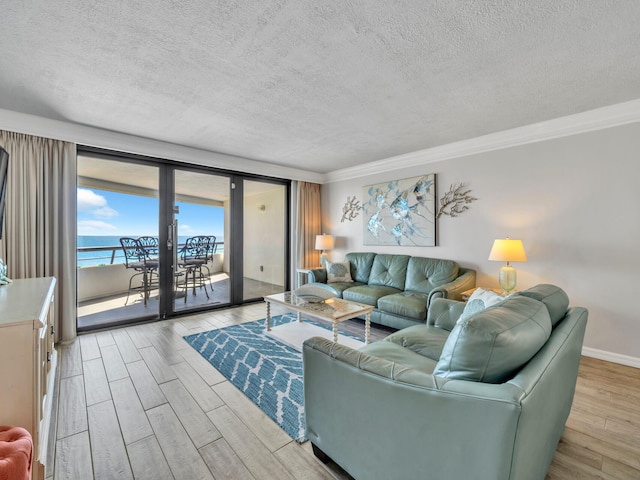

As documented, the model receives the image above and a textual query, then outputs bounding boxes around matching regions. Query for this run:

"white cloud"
[78,220,118,235]
[77,188,107,210]
[180,224,193,233]
[77,188,120,219]
[92,206,118,218]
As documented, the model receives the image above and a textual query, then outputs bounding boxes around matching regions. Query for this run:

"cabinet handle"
[47,351,51,362]
[51,325,55,335]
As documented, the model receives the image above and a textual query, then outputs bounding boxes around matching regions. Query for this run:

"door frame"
[77,146,291,326]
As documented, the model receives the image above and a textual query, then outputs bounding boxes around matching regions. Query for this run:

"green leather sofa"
[303,284,588,480]
[307,252,476,329]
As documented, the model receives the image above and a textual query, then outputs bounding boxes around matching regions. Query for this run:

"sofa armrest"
[426,298,466,329]
[427,267,476,305]
[307,268,327,283]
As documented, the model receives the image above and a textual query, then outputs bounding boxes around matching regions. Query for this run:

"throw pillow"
[457,288,504,324]
[326,260,353,283]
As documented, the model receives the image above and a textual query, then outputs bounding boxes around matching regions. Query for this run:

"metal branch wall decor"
[341,196,361,222]
[436,183,477,219]
[362,174,436,246]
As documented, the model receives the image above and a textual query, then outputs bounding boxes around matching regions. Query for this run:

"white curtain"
[296,181,322,269]
[0,130,77,342]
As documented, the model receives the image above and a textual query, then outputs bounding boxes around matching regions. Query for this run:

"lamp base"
[319,252,329,268]
[498,265,517,294]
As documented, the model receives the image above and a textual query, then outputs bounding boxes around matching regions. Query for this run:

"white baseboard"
[582,347,640,369]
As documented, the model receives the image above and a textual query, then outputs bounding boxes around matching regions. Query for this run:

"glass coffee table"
[264,292,374,348]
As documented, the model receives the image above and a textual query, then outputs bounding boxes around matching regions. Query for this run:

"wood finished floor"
[48,305,640,479]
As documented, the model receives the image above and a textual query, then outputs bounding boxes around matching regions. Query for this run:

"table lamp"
[488,238,527,293]
[315,234,334,268]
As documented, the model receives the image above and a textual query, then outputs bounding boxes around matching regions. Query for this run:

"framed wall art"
[362,173,436,246]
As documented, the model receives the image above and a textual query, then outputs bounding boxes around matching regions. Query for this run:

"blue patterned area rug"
[183,314,361,442]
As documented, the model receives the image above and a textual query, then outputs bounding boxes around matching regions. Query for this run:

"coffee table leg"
[333,322,338,343]
[365,312,371,345]
[266,301,271,332]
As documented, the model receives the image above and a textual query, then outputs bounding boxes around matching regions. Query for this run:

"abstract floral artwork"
[362,174,436,246]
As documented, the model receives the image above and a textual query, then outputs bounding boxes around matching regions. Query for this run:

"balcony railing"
[77,242,225,267]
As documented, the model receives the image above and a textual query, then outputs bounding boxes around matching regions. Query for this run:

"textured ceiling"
[2,1,640,174]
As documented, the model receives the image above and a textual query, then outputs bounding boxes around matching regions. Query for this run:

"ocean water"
[77,235,223,267]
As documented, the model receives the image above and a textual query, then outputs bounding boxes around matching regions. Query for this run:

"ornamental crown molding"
[2,97,639,186]
[323,98,640,184]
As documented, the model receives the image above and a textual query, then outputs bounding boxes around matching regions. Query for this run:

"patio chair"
[207,235,217,256]
[178,236,211,302]
[119,237,159,306]
[206,235,217,292]
[137,236,159,259]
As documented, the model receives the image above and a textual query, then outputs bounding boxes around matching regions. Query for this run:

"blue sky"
[77,188,224,238]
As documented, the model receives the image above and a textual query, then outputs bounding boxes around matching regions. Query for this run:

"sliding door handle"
[167,224,174,249]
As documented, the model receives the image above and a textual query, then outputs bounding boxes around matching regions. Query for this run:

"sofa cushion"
[342,285,401,307]
[384,325,450,361]
[326,260,353,283]
[515,284,569,327]
[320,281,366,297]
[360,340,438,374]
[404,257,459,294]
[345,252,377,283]
[368,254,411,290]
[433,295,552,383]
[377,292,429,321]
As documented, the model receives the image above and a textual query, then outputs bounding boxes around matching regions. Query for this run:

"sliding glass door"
[165,171,290,313]
[242,179,288,301]
[170,168,230,312]
[77,154,160,329]
[76,149,290,332]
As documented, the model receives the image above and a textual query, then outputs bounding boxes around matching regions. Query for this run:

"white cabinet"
[0,277,56,480]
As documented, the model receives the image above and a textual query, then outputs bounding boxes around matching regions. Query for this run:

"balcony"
[77,242,284,331]
[77,242,224,329]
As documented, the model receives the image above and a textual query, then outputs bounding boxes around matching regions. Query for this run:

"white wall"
[243,188,286,286]
[77,264,134,301]
[322,122,640,365]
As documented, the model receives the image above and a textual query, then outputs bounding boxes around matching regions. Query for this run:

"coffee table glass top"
[264,292,373,321]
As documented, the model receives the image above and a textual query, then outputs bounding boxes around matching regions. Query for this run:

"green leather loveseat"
[307,252,476,329]
[303,284,588,480]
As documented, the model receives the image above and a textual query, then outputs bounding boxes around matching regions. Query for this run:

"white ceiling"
[2,1,640,174]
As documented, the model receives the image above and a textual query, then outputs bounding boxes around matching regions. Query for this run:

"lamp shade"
[315,234,334,251]
[488,238,527,263]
